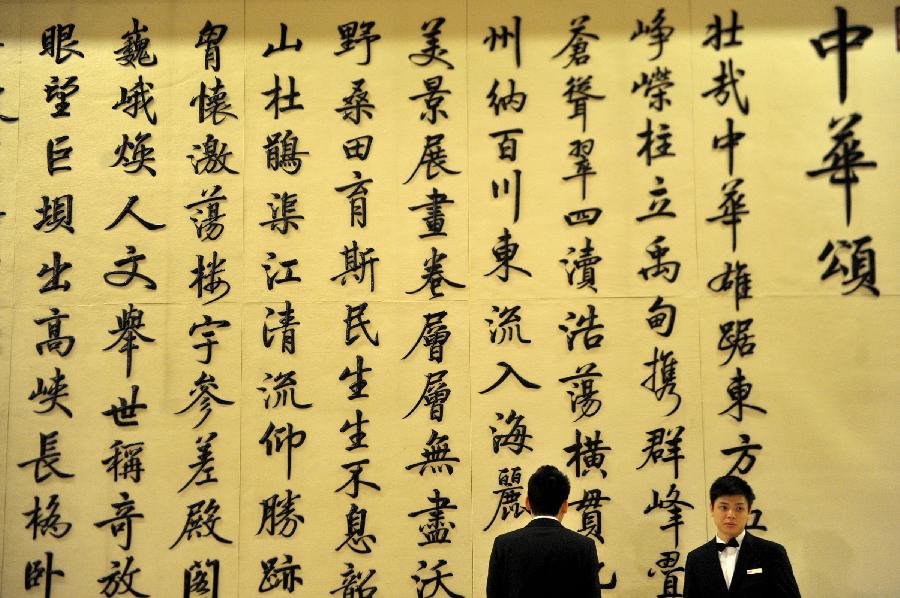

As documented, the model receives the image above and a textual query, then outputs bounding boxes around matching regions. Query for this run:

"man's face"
[710,494,750,540]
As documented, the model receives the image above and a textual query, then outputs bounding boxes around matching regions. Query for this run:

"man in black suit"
[486,465,601,598]
[684,475,801,598]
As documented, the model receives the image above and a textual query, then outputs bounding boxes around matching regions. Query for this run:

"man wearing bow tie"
[684,475,801,597]
[486,465,601,598]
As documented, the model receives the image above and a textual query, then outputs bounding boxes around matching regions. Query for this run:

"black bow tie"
[717,538,740,551]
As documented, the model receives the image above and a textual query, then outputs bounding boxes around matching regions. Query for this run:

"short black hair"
[527,465,571,515]
[709,475,755,507]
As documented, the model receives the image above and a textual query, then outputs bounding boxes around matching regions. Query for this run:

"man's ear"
[525,496,532,514]
[558,500,568,518]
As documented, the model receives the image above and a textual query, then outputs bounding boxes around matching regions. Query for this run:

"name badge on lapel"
[747,568,763,575]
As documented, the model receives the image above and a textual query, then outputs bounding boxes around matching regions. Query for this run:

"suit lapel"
[728,532,754,595]
[701,539,730,597]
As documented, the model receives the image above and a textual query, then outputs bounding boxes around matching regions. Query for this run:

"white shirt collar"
[531,515,560,522]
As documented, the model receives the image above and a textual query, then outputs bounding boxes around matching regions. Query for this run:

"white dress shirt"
[716,530,746,589]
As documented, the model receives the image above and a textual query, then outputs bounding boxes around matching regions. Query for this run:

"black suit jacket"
[486,518,601,598]
[683,532,801,598]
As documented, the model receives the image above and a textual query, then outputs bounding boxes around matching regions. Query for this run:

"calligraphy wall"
[1,1,897,596]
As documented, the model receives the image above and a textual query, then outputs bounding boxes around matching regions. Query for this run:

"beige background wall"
[1,0,897,596]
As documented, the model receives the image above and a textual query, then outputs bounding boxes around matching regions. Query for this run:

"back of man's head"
[527,465,571,515]
[709,475,755,507]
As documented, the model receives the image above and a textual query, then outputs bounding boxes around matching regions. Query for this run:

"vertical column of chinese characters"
[476,14,536,547]
[333,301,381,591]
[556,14,605,288]
[98,15,164,596]
[175,16,241,598]
[403,18,466,303]
[17,20,83,598]
[698,10,769,531]
[246,18,308,597]
[629,9,694,597]
[806,6,878,298]
[330,14,384,597]
[481,16,529,287]
[551,13,618,594]
[403,14,467,598]
[95,25,161,598]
